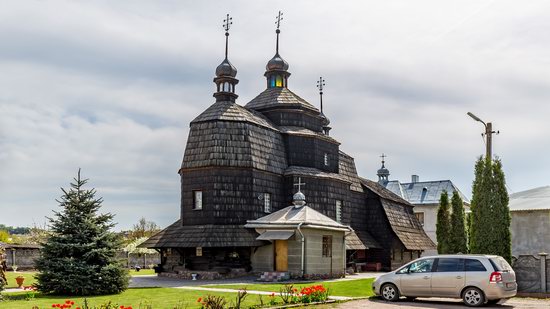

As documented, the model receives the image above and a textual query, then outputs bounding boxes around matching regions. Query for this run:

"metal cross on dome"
[293,177,305,192]
[275,11,283,29]
[223,14,233,32]
[380,153,387,164]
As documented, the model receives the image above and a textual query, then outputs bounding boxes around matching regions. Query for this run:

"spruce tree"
[491,159,511,262]
[35,170,128,295]
[436,190,451,254]
[449,191,467,253]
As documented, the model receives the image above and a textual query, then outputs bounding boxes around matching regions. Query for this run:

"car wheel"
[462,287,485,307]
[381,283,400,302]
[487,299,501,305]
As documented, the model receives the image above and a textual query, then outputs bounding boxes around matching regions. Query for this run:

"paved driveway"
[339,297,550,308]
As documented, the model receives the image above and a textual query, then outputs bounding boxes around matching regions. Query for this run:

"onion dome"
[266,53,289,71]
[213,14,239,102]
[216,57,237,77]
[293,191,306,208]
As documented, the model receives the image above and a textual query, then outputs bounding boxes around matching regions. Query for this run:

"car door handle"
[456,276,463,279]
[423,276,430,279]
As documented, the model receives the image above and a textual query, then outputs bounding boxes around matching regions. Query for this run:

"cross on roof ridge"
[293,177,305,192]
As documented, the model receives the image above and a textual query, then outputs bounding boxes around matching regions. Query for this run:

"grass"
[2,270,154,289]
[202,278,376,298]
[3,271,37,289]
[0,287,283,309]
[129,269,156,276]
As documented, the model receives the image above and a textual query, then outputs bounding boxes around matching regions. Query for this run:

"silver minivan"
[372,255,517,307]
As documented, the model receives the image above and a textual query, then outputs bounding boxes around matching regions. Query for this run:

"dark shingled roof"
[192,100,278,131]
[278,126,340,145]
[139,220,266,248]
[284,166,351,183]
[346,230,367,250]
[360,178,435,251]
[355,230,381,249]
[181,120,288,174]
[361,178,412,205]
[381,199,436,250]
[339,151,364,193]
[245,88,319,112]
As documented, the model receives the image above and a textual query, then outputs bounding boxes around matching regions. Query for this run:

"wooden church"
[141,13,434,278]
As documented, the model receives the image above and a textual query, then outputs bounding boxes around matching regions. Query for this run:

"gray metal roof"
[384,180,469,205]
[509,186,550,212]
[245,205,349,230]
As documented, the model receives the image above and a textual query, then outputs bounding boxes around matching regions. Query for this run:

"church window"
[415,212,424,226]
[322,235,332,257]
[324,153,329,166]
[335,200,342,223]
[270,76,276,88]
[275,75,283,87]
[264,192,272,213]
[193,190,203,210]
[223,82,230,92]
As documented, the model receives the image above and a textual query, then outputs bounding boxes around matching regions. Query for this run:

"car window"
[465,259,487,272]
[396,266,409,274]
[490,257,512,271]
[436,258,464,272]
[409,259,434,273]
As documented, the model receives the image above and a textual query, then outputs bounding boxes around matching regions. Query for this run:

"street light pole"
[467,112,498,160]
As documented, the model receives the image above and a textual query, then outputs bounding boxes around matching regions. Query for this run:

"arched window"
[270,76,276,88]
[223,82,230,92]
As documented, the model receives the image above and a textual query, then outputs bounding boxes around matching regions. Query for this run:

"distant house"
[509,186,550,256]
[0,242,41,270]
[376,159,470,256]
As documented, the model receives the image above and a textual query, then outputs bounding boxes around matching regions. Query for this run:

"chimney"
[411,175,419,183]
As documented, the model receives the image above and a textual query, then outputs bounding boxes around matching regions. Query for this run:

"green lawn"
[129,268,156,276]
[3,270,153,289]
[0,287,283,309]
[3,271,37,289]
[202,278,375,298]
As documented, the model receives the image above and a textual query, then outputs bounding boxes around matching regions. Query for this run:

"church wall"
[303,228,345,277]
[283,176,350,221]
[284,135,339,173]
[250,244,274,272]
[181,168,254,225]
[252,170,286,213]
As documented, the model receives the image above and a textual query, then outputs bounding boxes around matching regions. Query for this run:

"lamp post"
[467,112,498,160]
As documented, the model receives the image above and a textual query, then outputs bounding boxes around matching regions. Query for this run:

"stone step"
[259,271,290,282]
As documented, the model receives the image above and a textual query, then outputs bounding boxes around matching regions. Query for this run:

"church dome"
[319,112,331,126]
[266,53,289,71]
[216,58,237,77]
[292,191,306,207]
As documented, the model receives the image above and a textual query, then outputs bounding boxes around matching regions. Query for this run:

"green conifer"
[449,191,467,253]
[35,170,128,295]
[491,159,512,262]
[436,191,451,254]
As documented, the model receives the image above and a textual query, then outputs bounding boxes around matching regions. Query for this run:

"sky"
[1,0,549,230]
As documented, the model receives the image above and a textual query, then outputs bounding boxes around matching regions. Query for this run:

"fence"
[512,253,549,296]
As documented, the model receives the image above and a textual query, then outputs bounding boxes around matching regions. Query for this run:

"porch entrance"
[274,240,288,271]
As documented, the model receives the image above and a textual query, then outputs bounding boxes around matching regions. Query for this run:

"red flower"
[197,297,202,303]
[270,292,275,297]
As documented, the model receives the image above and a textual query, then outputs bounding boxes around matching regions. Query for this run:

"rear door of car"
[431,258,465,297]
[465,258,489,290]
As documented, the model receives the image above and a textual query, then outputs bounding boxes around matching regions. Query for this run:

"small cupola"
[377,154,390,184]
[213,14,239,102]
[292,177,306,208]
[265,11,291,89]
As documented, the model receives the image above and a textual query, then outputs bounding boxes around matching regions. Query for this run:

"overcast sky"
[1,0,549,230]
